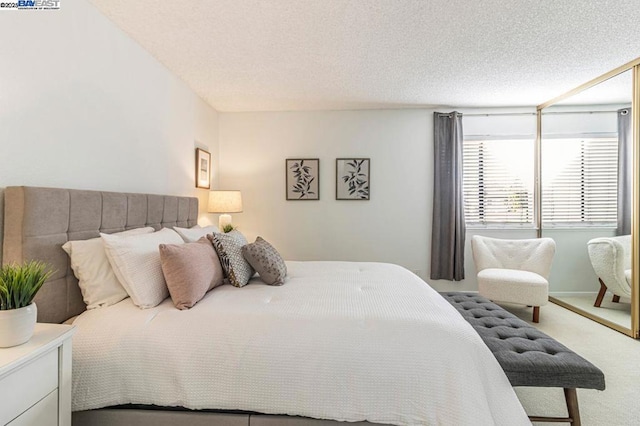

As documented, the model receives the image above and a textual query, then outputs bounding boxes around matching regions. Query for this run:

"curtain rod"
[462,110,625,117]
[466,131,617,139]
[461,112,535,117]
[543,110,623,115]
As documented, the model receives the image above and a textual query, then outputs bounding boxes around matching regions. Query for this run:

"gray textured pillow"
[208,231,255,287]
[242,237,287,286]
[159,237,224,309]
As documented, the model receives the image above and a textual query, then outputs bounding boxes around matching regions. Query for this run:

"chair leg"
[612,294,620,303]
[594,279,607,307]
[532,306,540,323]
[564,388,581,426]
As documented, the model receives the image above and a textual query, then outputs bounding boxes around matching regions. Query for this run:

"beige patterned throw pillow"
[242,237,287,286]
[208,231,255,287]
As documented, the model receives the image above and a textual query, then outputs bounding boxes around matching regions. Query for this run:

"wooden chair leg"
[594,279,607,307]
[564,388,581,426]
[612,294,620,303]
[532,306,540,323]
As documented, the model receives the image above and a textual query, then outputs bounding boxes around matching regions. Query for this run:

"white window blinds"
[542,137,618,225]
[463,139,534,225]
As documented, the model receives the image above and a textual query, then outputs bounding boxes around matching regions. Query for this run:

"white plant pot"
[0,303,37,348]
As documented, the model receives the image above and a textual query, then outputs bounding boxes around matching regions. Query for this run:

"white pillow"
[101,228,184,308]
[173,225,219,243]
[62,227,155,309]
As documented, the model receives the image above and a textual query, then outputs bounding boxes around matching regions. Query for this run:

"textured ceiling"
[88,0,640,112]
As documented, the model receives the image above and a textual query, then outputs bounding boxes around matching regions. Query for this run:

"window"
[542,137,618,226]
[463,139,534,226]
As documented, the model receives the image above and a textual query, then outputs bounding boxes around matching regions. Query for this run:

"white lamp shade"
[208,191,243,213]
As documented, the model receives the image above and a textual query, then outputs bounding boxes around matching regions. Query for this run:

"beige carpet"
[498,302,640,426]
[553,294,631,330]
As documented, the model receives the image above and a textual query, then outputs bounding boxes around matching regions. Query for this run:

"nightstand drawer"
[0,349,58,425]
[7,389,58,426]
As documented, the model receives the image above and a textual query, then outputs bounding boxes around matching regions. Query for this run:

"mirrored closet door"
[538,61,639,337]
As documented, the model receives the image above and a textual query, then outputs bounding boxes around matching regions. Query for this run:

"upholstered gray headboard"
[2,186,198,324]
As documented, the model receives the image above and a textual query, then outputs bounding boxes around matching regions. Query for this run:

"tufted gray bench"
[441,292,605,426]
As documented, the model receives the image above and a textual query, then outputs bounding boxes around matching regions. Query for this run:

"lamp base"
[219,214,232,232]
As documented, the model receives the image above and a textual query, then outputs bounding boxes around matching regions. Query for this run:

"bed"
[1,186,530,426]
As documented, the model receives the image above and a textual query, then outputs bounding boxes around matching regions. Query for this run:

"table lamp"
[208,190,243,231]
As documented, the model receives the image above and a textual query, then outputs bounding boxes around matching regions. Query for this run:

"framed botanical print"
[196,148,211,189]
[336,158,370,200]
[286,158,319,200]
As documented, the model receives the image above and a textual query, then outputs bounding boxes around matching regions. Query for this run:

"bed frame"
[1,186,387,426]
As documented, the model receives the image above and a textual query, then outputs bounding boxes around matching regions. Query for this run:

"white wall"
[0,0,219,233]
[219,110,439,280]
[218,109,522,292]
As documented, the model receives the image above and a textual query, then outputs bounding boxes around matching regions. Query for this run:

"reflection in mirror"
[542,69,633,332]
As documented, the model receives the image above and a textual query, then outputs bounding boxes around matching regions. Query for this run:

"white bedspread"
[72,261,529,425]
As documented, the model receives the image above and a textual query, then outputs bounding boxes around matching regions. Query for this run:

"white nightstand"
[0,323,76,426]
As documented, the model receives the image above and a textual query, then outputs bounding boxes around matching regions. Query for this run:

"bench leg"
[594,279,607,307]
[565,388,581,426]
[528,388,581,425]
[532,306,540,323]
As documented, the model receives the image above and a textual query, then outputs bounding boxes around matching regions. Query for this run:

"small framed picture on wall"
[286,158,319,200]
[336,158,370,200]
[196,148,211,189]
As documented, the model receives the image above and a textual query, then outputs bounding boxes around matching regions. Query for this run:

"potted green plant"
[0,261,52,348]
[222,224,236,233]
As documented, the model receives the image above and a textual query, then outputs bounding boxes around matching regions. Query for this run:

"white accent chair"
[587,235,632,307]
[471,235,556,323]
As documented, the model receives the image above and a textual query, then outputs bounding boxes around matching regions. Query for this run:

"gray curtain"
[617,108,632,236]
[431,112,465,281]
